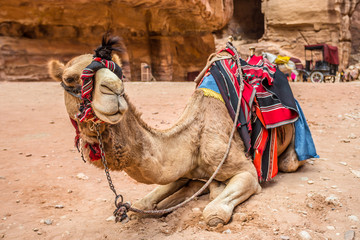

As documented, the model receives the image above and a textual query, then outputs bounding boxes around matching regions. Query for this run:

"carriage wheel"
[310,71,324,83]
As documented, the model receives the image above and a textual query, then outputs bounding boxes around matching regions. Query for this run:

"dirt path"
[0,81,359,240]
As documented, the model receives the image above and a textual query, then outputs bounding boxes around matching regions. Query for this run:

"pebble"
[331,185,337,189]
[76,173,89,180]
[33,228,39,232]
[344,230,355,240]
[348,215,359,222]
[25,154,32,157]
[299,230,311,240]
[280,236,290,240]
[325,195,340,206]
[37,232,42,235]
[67,189,73,193]
[340,139,350,143]
[44,219,52,225]
[306,203,313,209]
[0,176,5,180]
[106,216,115,222]
[339,162,348,166]
[222,229,231,234]
[348,133,357,139]
[191,207,201,214]
[307,160,314,165]
[350,170,360,178]
[49,121,55,124]
[326,226,335,230]
[321,177,330,181]
[55,205,64,209]
[307,180,314,185]
[16,200,20,203]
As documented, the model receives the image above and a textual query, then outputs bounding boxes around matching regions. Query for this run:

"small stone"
[340,139,350,143]
[2,217,6,220]
[25,154,32,157]
[49,121,55,124]
[16,200,20,203]
[41,155,48,158]
[344,230,355,240]
[339,162,348,166]
[307,180,314,185]
[55,205,64,209]
[325,195,340,206]
[44,219,52,225]
[76,173,89,180]
[331,185,337,189]
[0,176,5,180]
[67,189,73,193]
[348,215,359,222]
[299,231,311,240]
[350,170,360,178]
[192,207,201,214]
[307,160,314,165]
[348,133,357,139]
[326,226,335,230]
[280,236,290,240]
[301,177,309,181]
[299,230,312,240]
[306,203,313,209]
[321,177,330,181]
[222,229,231,234]
[152,112,159,115]
[33,228,39,232]
[37,232,42,235]
[106,216,115,222]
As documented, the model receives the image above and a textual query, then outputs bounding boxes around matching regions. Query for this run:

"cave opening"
[219,0,264,40]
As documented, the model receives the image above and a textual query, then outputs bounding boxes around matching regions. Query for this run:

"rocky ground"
[0,81,359,240]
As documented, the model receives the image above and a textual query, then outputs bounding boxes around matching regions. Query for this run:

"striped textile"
[200,47,299,181]
[77,57,123,122]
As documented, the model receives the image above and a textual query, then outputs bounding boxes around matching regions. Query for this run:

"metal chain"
[92,42,245,221]
[94,123,118,197]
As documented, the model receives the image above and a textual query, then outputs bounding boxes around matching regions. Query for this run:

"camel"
[48,39,304,227]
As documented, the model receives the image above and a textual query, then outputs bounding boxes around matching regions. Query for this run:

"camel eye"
[65,77,75,83]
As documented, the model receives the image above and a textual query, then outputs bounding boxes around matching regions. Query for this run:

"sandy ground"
[0,81,360,240]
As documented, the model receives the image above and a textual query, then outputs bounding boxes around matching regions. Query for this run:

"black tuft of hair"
[94,34,122,60]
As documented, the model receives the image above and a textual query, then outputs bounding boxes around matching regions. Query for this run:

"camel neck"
[104,94,202,185]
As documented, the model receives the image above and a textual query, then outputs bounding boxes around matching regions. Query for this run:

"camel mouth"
[92,95,128,124]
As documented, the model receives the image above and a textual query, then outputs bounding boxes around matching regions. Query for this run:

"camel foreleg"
[130,178,189,218]
[202,171,261,226]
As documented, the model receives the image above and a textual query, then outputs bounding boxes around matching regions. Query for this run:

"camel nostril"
[100,84,115,95]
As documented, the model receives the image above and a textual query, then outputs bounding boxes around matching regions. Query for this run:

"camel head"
[48,36,128,125]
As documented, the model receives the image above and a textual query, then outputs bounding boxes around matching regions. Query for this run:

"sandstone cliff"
[0,0,359,81]
[0,0,232,81]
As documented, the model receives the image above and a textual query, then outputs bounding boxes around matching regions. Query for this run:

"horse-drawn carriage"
[303,44,339,83]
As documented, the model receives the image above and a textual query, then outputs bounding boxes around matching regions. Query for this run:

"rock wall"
[261,0,360,69]
[0,0,359,82]
[0,0,232,81]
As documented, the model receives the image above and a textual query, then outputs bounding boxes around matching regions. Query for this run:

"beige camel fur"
[48,54,304,226]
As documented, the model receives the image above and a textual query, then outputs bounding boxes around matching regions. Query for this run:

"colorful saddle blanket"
[197,47,302,182]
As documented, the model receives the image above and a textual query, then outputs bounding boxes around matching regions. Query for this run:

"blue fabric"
[198,74,220,94]
[294,99,319,161]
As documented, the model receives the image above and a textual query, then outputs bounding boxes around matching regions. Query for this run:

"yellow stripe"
[199,88,225,104]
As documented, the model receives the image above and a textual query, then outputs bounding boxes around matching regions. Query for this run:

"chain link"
[94,123,118,197]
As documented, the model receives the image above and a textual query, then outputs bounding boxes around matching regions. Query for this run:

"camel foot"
[203,204,232,226]
[207,216,225,227]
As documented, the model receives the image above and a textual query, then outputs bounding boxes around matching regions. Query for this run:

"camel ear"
[112,54,122,67]
[48,60,65,82]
